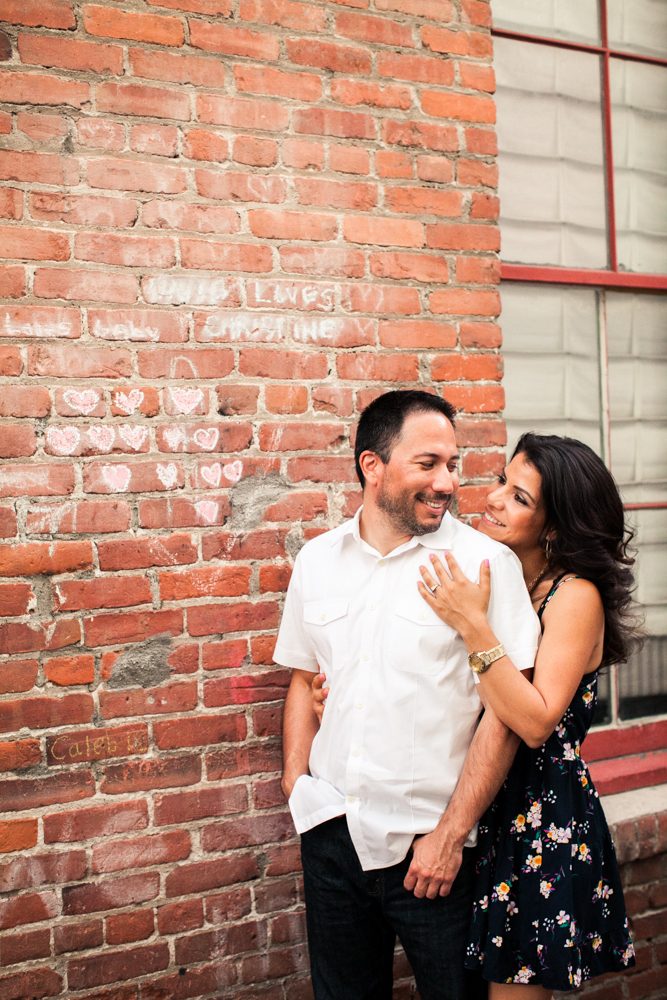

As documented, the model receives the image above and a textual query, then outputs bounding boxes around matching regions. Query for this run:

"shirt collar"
[333,507,458,551]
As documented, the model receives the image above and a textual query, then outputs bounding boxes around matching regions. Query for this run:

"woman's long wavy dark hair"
[513,433,643,667]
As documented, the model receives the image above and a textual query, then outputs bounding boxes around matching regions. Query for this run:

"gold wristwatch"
[468,642,505,674]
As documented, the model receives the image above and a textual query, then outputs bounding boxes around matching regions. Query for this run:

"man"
[275,390,539,999]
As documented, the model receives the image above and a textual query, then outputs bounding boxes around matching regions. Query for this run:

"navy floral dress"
[464,576,635,991]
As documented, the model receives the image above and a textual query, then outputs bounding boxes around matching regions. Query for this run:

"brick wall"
[2,0,506,996]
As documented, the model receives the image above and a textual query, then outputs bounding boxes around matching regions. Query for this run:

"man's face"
[374,411,459,536]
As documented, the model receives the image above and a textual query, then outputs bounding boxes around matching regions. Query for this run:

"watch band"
[468,642,506,674]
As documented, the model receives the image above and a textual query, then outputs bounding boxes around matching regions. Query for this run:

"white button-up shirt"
[274,510,540,871]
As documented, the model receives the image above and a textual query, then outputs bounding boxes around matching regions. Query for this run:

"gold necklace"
[526,561,548,597]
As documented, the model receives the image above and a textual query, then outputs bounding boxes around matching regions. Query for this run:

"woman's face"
[478,452,549,558]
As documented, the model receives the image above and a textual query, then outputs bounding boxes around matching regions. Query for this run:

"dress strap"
[537,572,580,621]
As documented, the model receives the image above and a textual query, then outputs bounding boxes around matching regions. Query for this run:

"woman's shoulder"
[540,575,603,620]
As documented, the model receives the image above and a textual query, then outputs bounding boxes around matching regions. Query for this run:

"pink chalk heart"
[195,500,219,524]
[164,427,186,451]
[63,389,100,415]
[114,389,144,415]
[118,425,148,451]
[223,460,243,484]
[46,426,81,455]
[170,387,203,414]
[88,426,115,452]
[156,463,178,489]
[101,464,131,493]
[193,427,219,451]
[201,463,221,487]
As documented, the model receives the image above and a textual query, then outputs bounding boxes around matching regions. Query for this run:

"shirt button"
[361,653,369,662]
[355,702,363,710]
[320,614,326,622]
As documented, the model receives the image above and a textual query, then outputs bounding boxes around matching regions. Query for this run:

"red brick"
[106,907,155,945]
[0,150,78,186]
[0,818,38,855]
[0,539,92,576]
[42,654,94,687]
[99,681,196,720]
[0,70,89,109]
[75,232,176,269]
[0,386,50,417]
[97,533,197,571]
[154,784,247,825]
[83,608,183,647]
[0,505,18,537]
[92,830,191,874]
[0,927,51,966]
[0,582,33,616]
[233,135,278,166]
[44,800,148,844]
[0,189,22,220]
[46,724,148,766]
[18,33,123,74]
[54,919,103,955]
[431,353,502,382]
[55,576,152,612]
[0,849,86,893]
[84,5,184,45]
[239,0,326,30]
[188,600,279,637]
[0,693,92,736]
[17,111,68,142]
[239,348,327,380]
[97,81,190,121]
[87,157,187,195]
[190,20,279,60]
[203,670,290,707]
[153,712,246,749]
[157,898,203,935]
[0,268,26,298]
[76,118,125,150]
[158,566,250,602]
[430,288,500,316]
[371,251,448,283]
[0,738,41,772]
[68,943,169,990]
[129,47,228,87]
[384,118,458,153]
[30,191,139,228]
[100,753,201,794]
[2,0,75,28]
[378,51,454,85]
[33,268,140,304]
[0,889,57,929]
[0,967,63,1000]
[201,639,248,671]
[137,347,234,379]
[63,872,159,916]
[165,855,259,897]
[0,771,94,812]
[0,303,81,339]
[344,215,423,247]
[202,813,294,853]
[137,495,231,529]
[0,618,82,656]
[196,167,286,202]
[130,130,181,166]
[294,107,375,140]
[234,64,321,102]
[287,456,357,484]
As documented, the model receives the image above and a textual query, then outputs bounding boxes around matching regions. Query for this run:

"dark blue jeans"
[301,816,485,1000]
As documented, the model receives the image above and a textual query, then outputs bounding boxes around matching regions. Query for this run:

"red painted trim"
[585,719,667,762]
[500,263,667,289]
[600,0,618,270]
[492,27,667,68]
[623,502,667,511]
[589,749,667,796]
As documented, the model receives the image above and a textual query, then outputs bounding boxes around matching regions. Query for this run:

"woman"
[313,433,639,997]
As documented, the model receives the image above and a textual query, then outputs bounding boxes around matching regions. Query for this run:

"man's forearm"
[436,706,519,843]
[281,668,319,798]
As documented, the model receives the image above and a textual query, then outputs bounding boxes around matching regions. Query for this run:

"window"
[492,0,667,726]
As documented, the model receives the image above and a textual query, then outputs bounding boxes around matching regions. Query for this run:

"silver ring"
[432,584,440,594]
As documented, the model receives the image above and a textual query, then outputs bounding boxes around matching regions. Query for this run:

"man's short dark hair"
[354,390,456,487]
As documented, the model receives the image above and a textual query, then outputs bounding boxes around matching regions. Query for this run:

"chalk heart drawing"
[157,463,178,489]
[201,463,221,488]
[47,427,81,456]
[88,426,115,453]
[223,460,243,484]
[102,465,131,493]
[63,389,100,415]
[118,426,148,451]
[170,387,203,415]
[195,500,219,524]
[193,427,219,451]
[114,389,144,415]
[164,427,186,451]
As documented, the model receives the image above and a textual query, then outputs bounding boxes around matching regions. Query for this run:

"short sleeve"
[486,547,540,673]
[273,550,320,672]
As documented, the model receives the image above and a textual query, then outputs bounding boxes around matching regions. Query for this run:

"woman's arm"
[420,554,604,748]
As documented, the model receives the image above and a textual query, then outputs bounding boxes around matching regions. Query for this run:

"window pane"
[501,283,602,452]
[607,0,667,59]
[610,60,667,273]
[607,292,667,501]
[495,38,607,267]
[618,508,667,720]
[492,0,600,45]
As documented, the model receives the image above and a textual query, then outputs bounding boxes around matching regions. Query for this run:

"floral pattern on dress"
[464,578,635,992]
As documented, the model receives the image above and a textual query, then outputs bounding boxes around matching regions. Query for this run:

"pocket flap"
[303,599,349,626]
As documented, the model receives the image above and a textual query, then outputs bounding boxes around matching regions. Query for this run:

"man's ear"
[358,450,383,487]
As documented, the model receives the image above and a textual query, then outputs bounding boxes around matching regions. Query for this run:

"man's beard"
[376,482,450,536]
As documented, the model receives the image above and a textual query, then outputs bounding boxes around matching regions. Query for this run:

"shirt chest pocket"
[385,601,458,675]
[303,599,349,672]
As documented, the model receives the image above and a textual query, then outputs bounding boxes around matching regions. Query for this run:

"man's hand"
[403,825,465,899]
